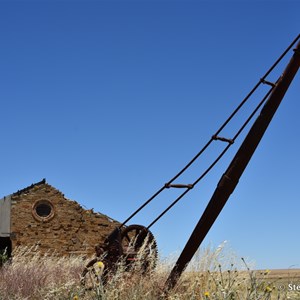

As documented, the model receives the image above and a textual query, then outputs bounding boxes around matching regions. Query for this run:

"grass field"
[0,244,299,300]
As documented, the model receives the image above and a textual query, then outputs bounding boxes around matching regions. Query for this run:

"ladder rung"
[212,135,234,144]
[165,183,193,189]
[260,78,276,87]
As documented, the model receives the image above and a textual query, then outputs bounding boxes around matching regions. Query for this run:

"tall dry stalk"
[0,243,295,300]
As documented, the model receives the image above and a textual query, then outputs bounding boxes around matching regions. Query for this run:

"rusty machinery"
[82,34,300,290]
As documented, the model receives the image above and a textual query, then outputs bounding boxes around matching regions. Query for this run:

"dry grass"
[0,243,299,300]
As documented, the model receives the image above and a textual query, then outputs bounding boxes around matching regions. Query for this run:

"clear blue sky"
[1,0,299,270]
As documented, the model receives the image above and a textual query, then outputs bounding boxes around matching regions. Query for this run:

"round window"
[32,200,54,221]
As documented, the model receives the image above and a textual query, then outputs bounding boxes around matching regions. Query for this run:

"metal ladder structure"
[89,34,300,290]
[165,34,300,289]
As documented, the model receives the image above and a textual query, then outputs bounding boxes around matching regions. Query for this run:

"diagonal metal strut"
[165,37,300,290]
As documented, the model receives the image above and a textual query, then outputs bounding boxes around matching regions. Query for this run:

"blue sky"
[1,0,299,270]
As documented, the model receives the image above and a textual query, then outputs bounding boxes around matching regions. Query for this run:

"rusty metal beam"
[165,38,300,290]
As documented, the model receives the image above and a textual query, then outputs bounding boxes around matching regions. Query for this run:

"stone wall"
[10,180,120,256]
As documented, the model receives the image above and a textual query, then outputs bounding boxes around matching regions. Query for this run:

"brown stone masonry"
[9,180,120,256]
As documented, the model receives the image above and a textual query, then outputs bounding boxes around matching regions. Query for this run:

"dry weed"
[0,243,297,300]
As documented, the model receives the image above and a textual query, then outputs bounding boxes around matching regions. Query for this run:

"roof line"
[13,178,46,196]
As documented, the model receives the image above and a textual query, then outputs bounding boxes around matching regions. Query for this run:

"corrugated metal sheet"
[0,195,11,237]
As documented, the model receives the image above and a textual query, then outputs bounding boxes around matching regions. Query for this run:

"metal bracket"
[260,78,276,87]
[212,135,234,144]
[165,183,193,189]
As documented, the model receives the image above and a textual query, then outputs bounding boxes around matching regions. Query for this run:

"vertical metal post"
[165,40,300,290]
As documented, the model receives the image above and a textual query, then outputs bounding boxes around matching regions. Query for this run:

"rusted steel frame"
[165,39,300,290]
[120,35,300,229]
[147,84,275,230]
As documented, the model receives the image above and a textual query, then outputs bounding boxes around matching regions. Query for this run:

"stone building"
[0,179,120,258]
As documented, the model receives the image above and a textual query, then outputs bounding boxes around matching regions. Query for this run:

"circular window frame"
[32,200,55,222]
